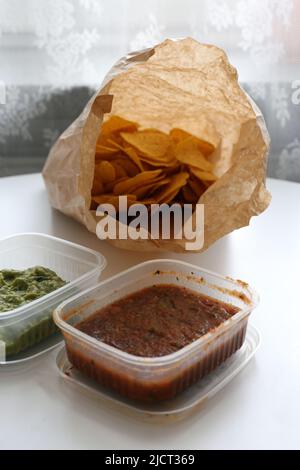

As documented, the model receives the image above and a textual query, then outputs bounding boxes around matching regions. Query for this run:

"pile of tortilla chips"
[91,116,217,210]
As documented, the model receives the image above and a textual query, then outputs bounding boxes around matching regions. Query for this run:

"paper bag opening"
[43,38,271,253]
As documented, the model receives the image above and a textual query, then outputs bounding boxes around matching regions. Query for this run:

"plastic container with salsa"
[0,233,106,362]
[54,260,259,403]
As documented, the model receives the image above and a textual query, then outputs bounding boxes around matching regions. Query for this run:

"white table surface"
[0,173,299,450]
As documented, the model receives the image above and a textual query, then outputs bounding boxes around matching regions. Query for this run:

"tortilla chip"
[123,147,144,172]
[137,155,177,167]
[190,167,218,182]
[121,130,171,159]
[174,138,213,172]
[101,116,138,135]
[97,161,116,183]
[153,172,189,203]
[92,176,104,196]
[113,158,140,177]
[170,128,216,156]
[113,170,163,195]
[133,199,157,206]
[133,177,171,199]
[188,178,207,198]
[95,144,120,157]
[104,177,127,193]
[182,185,198,203]
[110,161,128,179]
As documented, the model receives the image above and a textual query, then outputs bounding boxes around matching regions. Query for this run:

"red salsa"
[76,284,240,358]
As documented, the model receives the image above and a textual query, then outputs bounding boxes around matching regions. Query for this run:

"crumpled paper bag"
[43,38,271,253]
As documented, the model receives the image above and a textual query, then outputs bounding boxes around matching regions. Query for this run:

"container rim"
[0,232,107,320]
[53,259,259,367]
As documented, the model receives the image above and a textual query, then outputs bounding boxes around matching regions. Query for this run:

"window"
[0,0,299,179]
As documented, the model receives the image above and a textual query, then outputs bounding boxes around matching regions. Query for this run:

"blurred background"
[0,0,299,180]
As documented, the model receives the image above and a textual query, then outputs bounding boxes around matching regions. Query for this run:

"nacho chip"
[96,131,123,148]
[133,178,171,199]
[170,128,216,156]
[123,147,144,171]
[113,170,163,195]
[104,177,127,193]
[182,185,198,203]
[109,160,128,180]
[188,178,207,198]
[92,164,105,195]
[121,131,171,159]
[137,155,176,167]
[158,189,182,205]
[105,139,144,172]
[132,143,177,168]
[163,164,182,176]
[174,138,213,172]
[113,158,139,177]
[95,152,125,163]
[96,161,116,183]
[190,167,218,182]
[95,144,120,157]
[153,172,189,204]
[133,199,157,206]
[101,116,138,136]
[92,176,104,196]
[138,143,178,167]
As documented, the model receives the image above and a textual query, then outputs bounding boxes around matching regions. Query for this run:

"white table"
[0,174,299,450]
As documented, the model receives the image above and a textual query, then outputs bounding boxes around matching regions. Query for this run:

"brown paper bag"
[43,38,271,253]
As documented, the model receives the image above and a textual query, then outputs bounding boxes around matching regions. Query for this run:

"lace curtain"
[0,0,299,180]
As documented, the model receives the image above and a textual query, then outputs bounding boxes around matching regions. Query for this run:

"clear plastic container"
[56,324,261,422]
[0,233,106,361]
[54,260,259,403]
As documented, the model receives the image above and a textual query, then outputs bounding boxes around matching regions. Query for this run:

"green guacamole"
[0,266,67,313]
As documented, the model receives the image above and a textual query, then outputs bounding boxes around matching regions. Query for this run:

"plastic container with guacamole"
[0,233,106,361]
